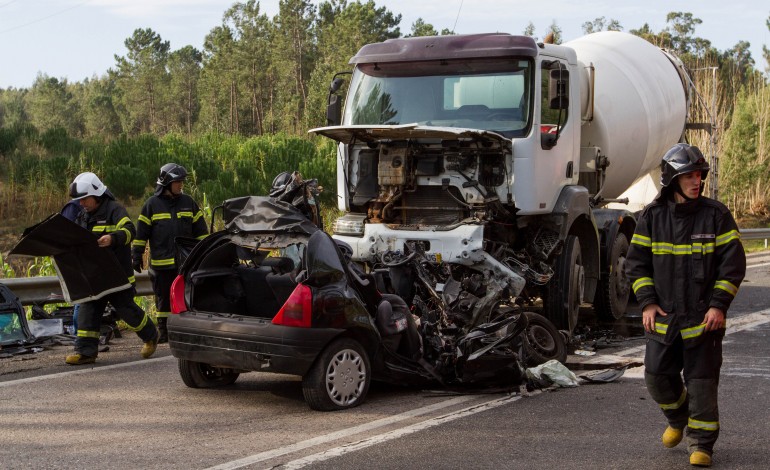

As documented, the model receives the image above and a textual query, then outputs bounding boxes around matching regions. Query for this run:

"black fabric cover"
[222,196,319,236]
[9,214,130,303]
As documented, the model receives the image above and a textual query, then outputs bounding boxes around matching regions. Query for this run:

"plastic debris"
[573,349,596,356]
[578,366,628,383]
[28,319,64,338]
[525,359,580,388]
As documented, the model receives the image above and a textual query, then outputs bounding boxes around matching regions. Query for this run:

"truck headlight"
[333,214,366,236]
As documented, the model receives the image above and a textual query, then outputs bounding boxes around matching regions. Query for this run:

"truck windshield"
[342,59,532,138]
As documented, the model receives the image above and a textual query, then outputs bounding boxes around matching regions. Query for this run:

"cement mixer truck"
[310,31,697,333]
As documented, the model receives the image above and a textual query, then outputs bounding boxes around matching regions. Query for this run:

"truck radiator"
[398,186,468,226]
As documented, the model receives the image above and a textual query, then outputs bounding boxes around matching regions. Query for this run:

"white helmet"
[69,172,107,200]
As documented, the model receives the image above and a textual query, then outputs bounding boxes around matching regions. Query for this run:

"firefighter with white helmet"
[66,172,159,364]
[626,144,746,467]
[132,163,208,342]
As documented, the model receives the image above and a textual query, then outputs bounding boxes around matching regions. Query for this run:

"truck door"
[513,57,577,214]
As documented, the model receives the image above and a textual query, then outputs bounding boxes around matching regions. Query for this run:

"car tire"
[178,359,240,388]
[522,312,567,366]
[302,338,370,411]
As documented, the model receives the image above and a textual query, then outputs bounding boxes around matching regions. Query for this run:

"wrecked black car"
[168,196,566,410]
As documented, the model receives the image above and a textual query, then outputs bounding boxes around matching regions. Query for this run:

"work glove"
[132,259,143,273]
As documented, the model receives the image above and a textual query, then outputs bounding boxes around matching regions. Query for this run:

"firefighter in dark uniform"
[66,172,159,365]
[132,163,208,342]
[626,144,746,468]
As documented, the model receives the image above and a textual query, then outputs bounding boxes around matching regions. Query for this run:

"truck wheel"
[522,312,567,366]
[543,235,584,333]
[178,359,240,388]
[302,338,370,411]
[594,233,630,321]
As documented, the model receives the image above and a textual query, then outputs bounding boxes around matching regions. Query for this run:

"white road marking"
[206,395,482,470]
[269,395,521,470]
[0,355,173,388]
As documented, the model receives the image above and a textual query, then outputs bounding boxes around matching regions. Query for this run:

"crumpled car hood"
[309,124,511,146]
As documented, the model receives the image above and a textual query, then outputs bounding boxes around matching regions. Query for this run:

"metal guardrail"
[740,228,770,240]
[2,228,769,306]
[2,273,153,306]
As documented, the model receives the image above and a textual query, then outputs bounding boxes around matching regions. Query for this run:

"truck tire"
[594,233,630,321]
[522,312,567,366]
[178,359,240,388]
[302,338,370,411]
[543,235,584,333]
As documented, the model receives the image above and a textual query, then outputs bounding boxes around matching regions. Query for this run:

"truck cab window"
[540,60,569,135]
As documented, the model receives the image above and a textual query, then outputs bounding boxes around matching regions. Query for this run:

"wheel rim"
[325,348,367,406]
[527,323,557,355]
[568,239,584,332]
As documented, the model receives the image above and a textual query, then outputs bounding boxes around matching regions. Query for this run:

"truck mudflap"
[168,312,345,376]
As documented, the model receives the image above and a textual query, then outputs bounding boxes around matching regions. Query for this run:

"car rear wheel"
[178,359,240,388]
[302,338,370,411]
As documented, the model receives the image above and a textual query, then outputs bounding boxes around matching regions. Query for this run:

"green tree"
[72,76,121,137]
[581,17,622,34]
[408,18,438,37]
[305,0,401,129]
[111,28,171,134]
[0,87,29,129]
[720,84,770,214]
[168,46,203,134]
[523,21,536,38]
[271,0,317,134]
[762,16,770,72]
[664,11,704,55]
[545,20,562,44]
[224,0,273,135]
[199,25,238,134]
[26,75,82,136]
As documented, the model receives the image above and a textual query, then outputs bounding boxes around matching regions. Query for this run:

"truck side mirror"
[327,94,342,126]
[326,73,351,126]
[548,69,569,110]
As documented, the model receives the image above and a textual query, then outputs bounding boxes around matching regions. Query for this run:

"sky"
[0,0,768,89]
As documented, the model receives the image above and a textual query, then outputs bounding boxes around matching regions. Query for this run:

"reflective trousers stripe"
[659,388,687,410]
[124,313,150,332]
[77,330,100,339]
[688,418,719,431]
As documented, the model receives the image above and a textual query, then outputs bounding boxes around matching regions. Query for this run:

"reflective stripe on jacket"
[75,198,136,284]
[625,193,746,345]
[132,194,208,270]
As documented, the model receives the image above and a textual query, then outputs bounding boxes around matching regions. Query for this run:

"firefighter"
[626,144,746,467]
[132,163,208,343]
[66,172,159,365]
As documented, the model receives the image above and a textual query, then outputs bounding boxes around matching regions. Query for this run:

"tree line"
[0,2,769,219]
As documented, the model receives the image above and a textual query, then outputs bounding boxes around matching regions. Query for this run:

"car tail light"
[170,275,187,314]
[272,284,312,327]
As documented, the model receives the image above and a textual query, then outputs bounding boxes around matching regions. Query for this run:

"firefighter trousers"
[149,267,177,318]
[644,330,724,454]
[75,287,157,357]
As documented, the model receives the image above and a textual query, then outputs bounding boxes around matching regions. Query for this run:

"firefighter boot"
[662,426,683,448]
[140,328,159,359]
[65,353,97,365]
[690,450,712,467]
[157,317,169,344]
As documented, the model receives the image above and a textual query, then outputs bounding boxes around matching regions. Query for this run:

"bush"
[106,164,146,199]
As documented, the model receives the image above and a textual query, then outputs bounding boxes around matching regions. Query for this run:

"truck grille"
[399,186,467,226]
